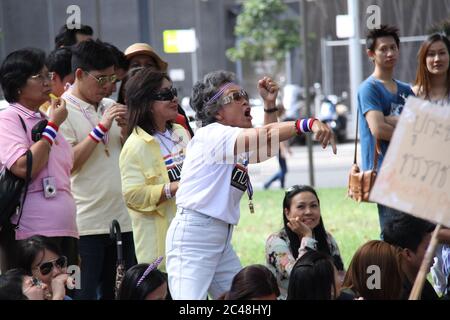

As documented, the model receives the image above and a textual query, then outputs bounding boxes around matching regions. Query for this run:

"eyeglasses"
[150,87,178,101]
[35,256,67,276]
[85,71,117,86]
[30,72,53,83]
[221,89,249,105]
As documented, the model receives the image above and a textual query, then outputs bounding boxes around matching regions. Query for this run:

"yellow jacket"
[119,124,190,270]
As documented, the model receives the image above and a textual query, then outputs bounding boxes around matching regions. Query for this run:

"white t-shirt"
[176,122,249,225]
[153,129,185,182]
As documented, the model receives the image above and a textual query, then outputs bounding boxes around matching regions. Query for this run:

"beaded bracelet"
[164,183,173,200]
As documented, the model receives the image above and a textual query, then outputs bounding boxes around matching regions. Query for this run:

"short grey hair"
[190,70,236,126]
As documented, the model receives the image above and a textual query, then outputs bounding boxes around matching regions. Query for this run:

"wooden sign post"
[370,96,450,300]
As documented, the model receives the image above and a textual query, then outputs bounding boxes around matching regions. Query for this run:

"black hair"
[282,185,344,271]
[46,47,72,80]
[71,39,116,72]
[103,42,129,71]
[287,250,337,300]
[0,268,28,300]
[0,48,46,103]
[125,68,173,136]
[16,235,62,275]
[117,66,144,104]
[117,263,167,300]
[383,213,435,252]
[224,264,280,300]
[54,24,93,48]
[366,24,400,51]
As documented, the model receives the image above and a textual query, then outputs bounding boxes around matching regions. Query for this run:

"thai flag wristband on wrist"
[41,121,59,146]
[295,118,317,135]
[164,183,173,200]
[89,123,108,143]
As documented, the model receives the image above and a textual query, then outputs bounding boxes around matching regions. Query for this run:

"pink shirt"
[0,103,78,240]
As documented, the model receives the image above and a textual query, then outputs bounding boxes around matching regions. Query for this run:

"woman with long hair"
[342,240,402,300]
[266,185,344,299]
[412,33,450,296]
[119,69,190,270]
[413,33,450,104]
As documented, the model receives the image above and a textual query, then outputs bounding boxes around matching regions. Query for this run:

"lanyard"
[65,95,110,156]
[10,103,43,119]
[243,156,254,214]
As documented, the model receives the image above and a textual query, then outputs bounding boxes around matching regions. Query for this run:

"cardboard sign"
[369,96,450,227]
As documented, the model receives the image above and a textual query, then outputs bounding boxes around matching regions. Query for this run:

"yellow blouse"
[119,124,190,270]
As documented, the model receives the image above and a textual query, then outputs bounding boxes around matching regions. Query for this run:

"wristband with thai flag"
[89,123,108,143]
[41,121,59,146]
[295,118,317,135]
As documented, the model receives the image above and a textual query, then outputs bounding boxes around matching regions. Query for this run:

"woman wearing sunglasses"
[16,235,73,300]
[165,70,337,300]
[265,185,344,299]
[119,69,190,271]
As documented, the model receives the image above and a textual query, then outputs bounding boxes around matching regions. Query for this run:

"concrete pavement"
[249,141,361,189]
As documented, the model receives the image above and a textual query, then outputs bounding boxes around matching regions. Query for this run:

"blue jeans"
[264,155,288,189]
[73,232,136,300]
[377,204,403,240]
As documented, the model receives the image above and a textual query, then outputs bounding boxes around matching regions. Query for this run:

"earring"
[18,89,21,95]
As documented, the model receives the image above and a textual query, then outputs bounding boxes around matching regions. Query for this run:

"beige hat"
[124,43,168,71]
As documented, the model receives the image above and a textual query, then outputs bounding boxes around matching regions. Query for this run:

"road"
[248,141,361,189]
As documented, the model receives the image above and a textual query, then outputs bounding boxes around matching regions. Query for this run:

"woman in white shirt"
[165,70,336,300]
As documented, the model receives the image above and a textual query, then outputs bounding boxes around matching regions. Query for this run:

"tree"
[226,0,300,63]
[428,19,450,37]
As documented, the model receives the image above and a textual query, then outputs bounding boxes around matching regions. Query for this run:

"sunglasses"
[35,256,67,276]
[285,185,303,195]
[85,71,117,86]
[150,87,178,101]
[221,89,249,105]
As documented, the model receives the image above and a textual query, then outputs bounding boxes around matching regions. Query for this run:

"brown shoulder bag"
[347,109,380,202]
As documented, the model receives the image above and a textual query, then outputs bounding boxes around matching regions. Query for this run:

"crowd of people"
[0,23,449,301]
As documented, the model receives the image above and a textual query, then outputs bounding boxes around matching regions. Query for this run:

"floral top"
[265,228,344,300]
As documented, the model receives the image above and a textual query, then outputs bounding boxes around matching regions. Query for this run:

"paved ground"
[249,141,361,189]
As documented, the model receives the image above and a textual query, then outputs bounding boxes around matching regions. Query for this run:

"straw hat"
[124,43,168,71]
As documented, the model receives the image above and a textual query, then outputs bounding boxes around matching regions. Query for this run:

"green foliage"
[226,0,300,63]
[428,19,450,37]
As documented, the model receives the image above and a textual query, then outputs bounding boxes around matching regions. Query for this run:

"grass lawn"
[232,187,380,269]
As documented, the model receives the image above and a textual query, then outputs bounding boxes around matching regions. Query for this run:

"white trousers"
[165,207,242,300]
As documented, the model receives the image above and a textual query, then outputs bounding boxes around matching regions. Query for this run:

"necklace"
[65,94,110,157]
[157,130,183,145]
[156,131,184,163]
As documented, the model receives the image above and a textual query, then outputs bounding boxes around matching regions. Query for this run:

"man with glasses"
[58,40,135,300]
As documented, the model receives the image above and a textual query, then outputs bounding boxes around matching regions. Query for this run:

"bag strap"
[14,150,32,229]
[353,107,359,165]
[13,115,33,229]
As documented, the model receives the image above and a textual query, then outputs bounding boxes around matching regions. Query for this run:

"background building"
[0,0,449,100]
